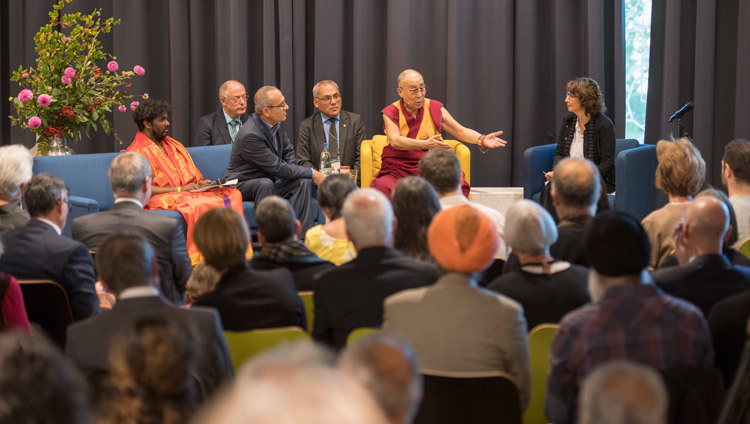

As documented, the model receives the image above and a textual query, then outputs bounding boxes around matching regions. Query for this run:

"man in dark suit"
[225,86,325,233]
[0,174,105,321]
[72,152,192,304]
[65,233,234,396]
[296,80,365,178]
[193,80,250,146]
[251,195,334,291]
[653,196,750,316]
[312,189,438,350]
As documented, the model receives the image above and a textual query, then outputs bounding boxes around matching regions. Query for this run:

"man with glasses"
[373,69,509,198]
[226,86,325,234]
[296,80,365,181]
[194,80,251,146]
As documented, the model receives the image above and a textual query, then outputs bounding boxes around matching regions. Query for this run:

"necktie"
[229,119,241,142]
[328,117,339,161]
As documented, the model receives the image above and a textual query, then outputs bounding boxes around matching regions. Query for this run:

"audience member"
[372,69,507,198]
[0,331,93,424]
[391,176,441,262]
[546,211,714,424]
[65,233,233,396]
[313,189,438,350]
[578,361,667,424]
[641,138,705,269]
[0,174,105,320]
[384,204,530,410]
[708,290,750,385]
[98,315,199,424]
[305,174,357,265]
[194,80,250,145]
[192,208,305,331]
[0,144,32,232]
[183,262,221,306]
[488,200,589,329]
[195,342,388,424]
[72,152,192,304]
[252,195,334,291]
[126,99,246,265]
[721,139,750,246]
[652,196,750,316]
[339,332,423,424]
[225,86,324,234]
[0,241,30,332]
[297,80,365,179]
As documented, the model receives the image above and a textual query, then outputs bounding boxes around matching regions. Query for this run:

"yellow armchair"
[360,134,471,188]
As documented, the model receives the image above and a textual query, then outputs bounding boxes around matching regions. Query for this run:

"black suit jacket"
[193,263,306,331]
[225,113,311,183]
[65,295,234,395]
[296,110,364,172]
[72,201,192,304]
[193,108,250,146]
[652,254,750,316]
[0,219,100,320]
[708,290,750,385]
[312,246,439,350]
[251,254,335,292]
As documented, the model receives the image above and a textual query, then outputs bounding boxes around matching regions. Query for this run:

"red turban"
[427,204,498,273]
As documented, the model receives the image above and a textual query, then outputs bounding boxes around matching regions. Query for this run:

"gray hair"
[0,145,33,200]
[109,152,151,196]
[579,361,667,424]
[255,195,297,243]
[23,174,69,217]
[504,199,558,255]
[312,80,339,98]
[552,157,601,209]
[339,332,422,424]
[254,85,280,115]
[219,80,244,98]
[342,189,394,248]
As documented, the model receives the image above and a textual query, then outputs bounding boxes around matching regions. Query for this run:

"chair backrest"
[33,152,120,210]
[223,326,310,371]
[737,238,750,259]
[18,279,74,348]
[660,367,725,424]
[298,291,314,334]
[613,144,657,220]
[360,135,471,188]
[524,324,560,424]
[414,370,522,424]
[346,327,380,346]
[186,144,232,180]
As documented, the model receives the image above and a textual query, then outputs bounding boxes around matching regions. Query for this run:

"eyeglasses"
[267,101,288,109]
[223,95,249,104]
[565,92,577,98]
[316,93,341,103]
[402,85,427,94]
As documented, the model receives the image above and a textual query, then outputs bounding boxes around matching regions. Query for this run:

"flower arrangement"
[8,0,146,154]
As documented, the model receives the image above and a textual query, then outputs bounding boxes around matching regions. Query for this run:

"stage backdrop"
[1,0,626,187]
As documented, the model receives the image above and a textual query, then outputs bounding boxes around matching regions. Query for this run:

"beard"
[588,269,608,302]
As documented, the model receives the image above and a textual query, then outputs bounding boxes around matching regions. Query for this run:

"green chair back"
[738,238,750,259]
[298,291,314,334]
[523,324,560,424]
[346,327,380,346]
[224,326,310,371]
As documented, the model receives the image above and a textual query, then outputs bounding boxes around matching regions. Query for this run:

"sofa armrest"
[523,144,556,199]
[361,139,374,188]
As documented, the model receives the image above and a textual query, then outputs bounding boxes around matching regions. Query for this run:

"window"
[624,0,652,143]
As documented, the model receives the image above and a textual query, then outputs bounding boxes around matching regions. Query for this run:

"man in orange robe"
[126,99,248,264]
[373,69,509,198]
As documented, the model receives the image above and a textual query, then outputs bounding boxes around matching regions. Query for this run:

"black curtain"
[645,0,750,186]
[1,0,624,187]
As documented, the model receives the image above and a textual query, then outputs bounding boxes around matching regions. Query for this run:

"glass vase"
[47,136,74,156]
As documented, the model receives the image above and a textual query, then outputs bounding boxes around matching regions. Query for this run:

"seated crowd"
[1,71,749,424]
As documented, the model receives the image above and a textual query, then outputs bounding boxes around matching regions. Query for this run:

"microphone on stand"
[668,102,694,123]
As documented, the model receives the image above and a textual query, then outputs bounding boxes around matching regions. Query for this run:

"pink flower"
[17,89,33,103]
[61,75,72,85]
[107,61,118,72]
[130,101,140,111]
[28,117,42,129]
[21,73,29,78]
[62,37,71,43]
[133,65,145,76]
[64,67,76,77]
[118,105,127,112]
[37,94,51,107]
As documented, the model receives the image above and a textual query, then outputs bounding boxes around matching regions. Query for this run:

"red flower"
[60,105,75,117]
[44,126,61,137]
[125,83,131,88]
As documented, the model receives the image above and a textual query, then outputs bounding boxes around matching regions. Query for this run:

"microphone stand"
[676,118,689,139]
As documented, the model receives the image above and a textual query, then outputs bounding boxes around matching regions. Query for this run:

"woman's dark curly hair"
[566,77,606,115]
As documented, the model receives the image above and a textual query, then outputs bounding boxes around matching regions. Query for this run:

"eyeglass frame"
[222,94,250,104]
[316,93,341,103]
[266,101,288,109]
[400,85,427,94]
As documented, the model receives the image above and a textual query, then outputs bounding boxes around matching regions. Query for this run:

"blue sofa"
[522,140,657,221]
[32,144,322,237]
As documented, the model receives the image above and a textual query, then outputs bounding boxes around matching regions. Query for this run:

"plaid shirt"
[546,281,714,424]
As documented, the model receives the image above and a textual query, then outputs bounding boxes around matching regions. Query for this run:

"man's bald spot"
[686,196,729,242]
[219,80,244,97]
[397,69,422,87]
[556,157,597,185]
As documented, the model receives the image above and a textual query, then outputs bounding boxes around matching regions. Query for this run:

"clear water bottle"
[320,142,332,176]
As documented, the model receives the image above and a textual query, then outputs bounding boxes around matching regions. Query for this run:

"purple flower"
[133,65,145,76]
[130,101,140,111]
[37,94,51,107]
[28,117,42,129]
[61,75,72,85]
[107,61,118,72]
[118,105,127,112]
[17,89,33,103]
[64,67,76,77]
[62,37,71,43]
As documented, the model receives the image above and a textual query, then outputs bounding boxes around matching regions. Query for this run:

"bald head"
[397,69,422,86]
[552,157,600,212]
[684,196,729,252]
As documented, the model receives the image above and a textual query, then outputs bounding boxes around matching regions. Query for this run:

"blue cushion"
[613,144,657,220]
[34,152,119,211]
[186,145,232,180]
